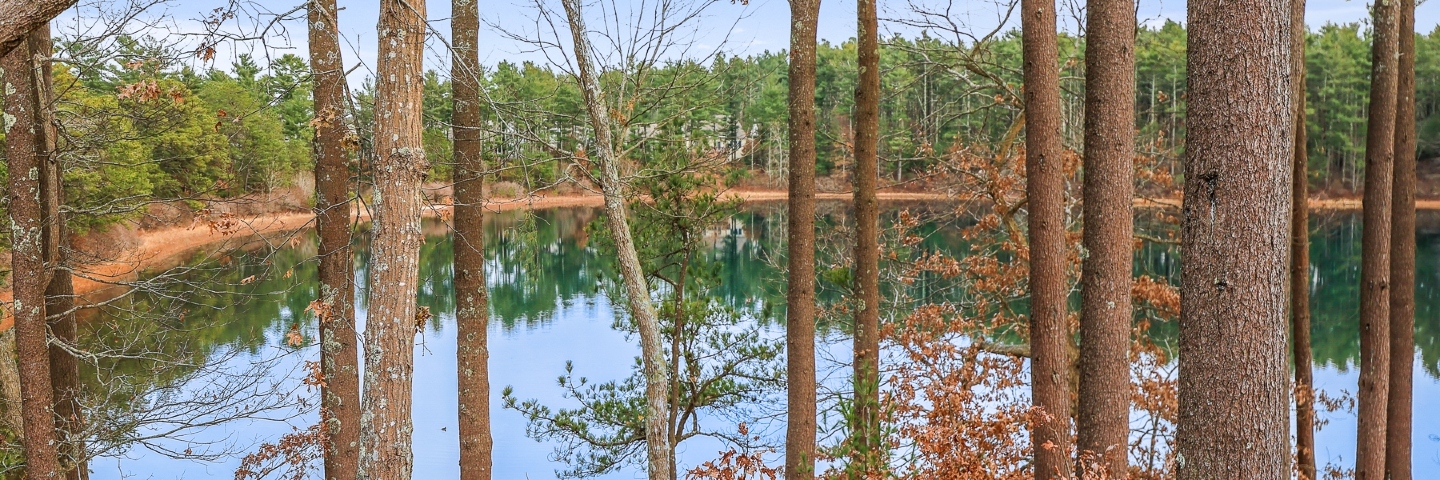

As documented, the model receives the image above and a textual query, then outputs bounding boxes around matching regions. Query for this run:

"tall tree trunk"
[4,27,64,480]
[1177,0,1294,475]
[849,0,882,475]
[1021,0,1073,476]
[308,1,361,478]
[452,0,493,477]
[358,0,427,478]
[1355,0,1401,475]
[1385,0,1417,477]
[1289,0,1316,477]
[0,1,75,59]
[784,0,820,478]
[1076,0,1134,474]
[556,2,671,479]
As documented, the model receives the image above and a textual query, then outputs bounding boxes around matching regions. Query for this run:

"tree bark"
[1021,0,1073,476]
[784,0,820,478]
[4,28,64,480]
[1355,0,1401,476]
[1176,0,1293,475]
[358,0,427,478]
[1289,0,1316,477]
[849,0,883,475]
[452,0,493,477]
[308,1,361,479]
[1385,0,1417,477]
[0,1,75,60]
[556,2,672,479]
[1076,0,1134,474]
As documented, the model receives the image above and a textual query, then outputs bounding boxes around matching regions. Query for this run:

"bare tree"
[848,0,884,475]
[1386,0,1418,476]
[1021,0,1073,475]
[359,0,428,477]
[1289,0,1315,478]
[1176,0,1293,475]
[784,0,821,478]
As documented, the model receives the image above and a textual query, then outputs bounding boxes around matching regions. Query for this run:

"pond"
[77,202,1440,479]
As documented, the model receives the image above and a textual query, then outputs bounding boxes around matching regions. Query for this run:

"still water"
[79,203,1440,479]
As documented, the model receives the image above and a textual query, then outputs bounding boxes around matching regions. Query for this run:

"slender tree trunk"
[1385,0,1417,477]
[1076,0,1134,474]
[452,0,493,477]
[556,2,671,479]
[1289,0,1316,477]
[358,0,427,478]
[0,1,74,59]
[1021,0,1073,476]
[1355,0,1401,475]
[849,0,882,475]
[1176,0,1293,475]
[308,1,361,478]
[784,1,820,478]
[4,27,64,480]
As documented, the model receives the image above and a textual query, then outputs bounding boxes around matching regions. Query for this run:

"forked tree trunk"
[452,0,493,477]
[0,0,75,59]
[1386,0,1417,477]
[1021,0,1073,476]
[784,0,820,478]
[849,0,883,476]
[307,1,361,478]
[3,27,64,480]
[358,0,427,478]
[1289,0,1316,477]
[1177,0,1293,475]
[556,2,672,479]
[1356,0,1401,476]
[1076,0,1134,473]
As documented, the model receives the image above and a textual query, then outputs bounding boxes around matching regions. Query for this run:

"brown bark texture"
[849,0,883,475]
[784,0,820,478]
[4,29,64,480]
[1290,0,1315,477]
[1385,0,1417,477]
[1076,0,1135,474]
[1176,0,1294,475]
[452,0,493,477]
[1355,0,1401,476]
[0,1,75,59]
[557,2,672,479]
[1021,0,1073,477]
[358,0,427,478]
[308,1,361,478]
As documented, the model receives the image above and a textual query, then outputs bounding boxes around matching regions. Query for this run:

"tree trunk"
[0,1,74,59]
[1385,0,1417,477]
[784,0,820,478]
[308,1,361,478]
[1076,0,1134,474]
[4,28,64,480]
[1356,0,1401,476]
[358,0,427,478]
[452,0,493,477]
[1176,0,1293,475]
[1021,0,1073,476]
[556,2,671,479]
[849,0,883,475]
[1289,0,1316,478]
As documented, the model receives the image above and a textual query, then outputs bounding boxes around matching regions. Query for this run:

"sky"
[51,0,1440,83]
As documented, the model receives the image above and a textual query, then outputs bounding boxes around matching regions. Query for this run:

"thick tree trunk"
[0,1,75,59]
[1176,0,1293,475]
[307,1,361,479]
[784,0,820,478]
[1289,0,1316,477]
[556,2,671,479]
[452,0,493,477]
[849,0,883,475]
[358,0,427,478]
[1021,0,1073,476]
[1076,0,1134,474]
[1385,0,1417,477]
[4,29,64,480]
[1356,0,1401,476]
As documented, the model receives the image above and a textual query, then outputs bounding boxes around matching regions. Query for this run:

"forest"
[0,0,1434,479]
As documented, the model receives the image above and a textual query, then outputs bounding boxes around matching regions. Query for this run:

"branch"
[0,0,76,58]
